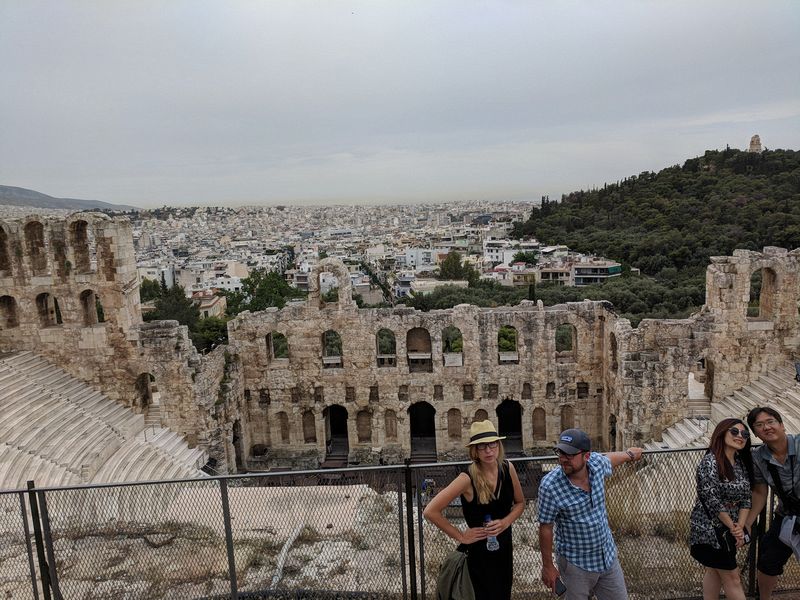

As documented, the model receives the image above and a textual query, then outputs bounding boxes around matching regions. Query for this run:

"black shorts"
[758,514,795,577]
[691,542,738,571]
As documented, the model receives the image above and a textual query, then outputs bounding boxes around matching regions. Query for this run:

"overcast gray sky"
[1,1,798,208]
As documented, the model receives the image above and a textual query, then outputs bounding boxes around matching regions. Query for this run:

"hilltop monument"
[748,134,763,153]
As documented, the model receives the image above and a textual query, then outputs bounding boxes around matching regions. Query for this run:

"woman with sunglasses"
[689,418,755,600]
[423,420,525,600]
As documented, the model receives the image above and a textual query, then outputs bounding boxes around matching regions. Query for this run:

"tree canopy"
[224,269,306,316]
[438,251,479,284]
[512,149,800,279]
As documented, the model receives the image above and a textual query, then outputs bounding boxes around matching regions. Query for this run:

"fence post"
[219,478,239,600]
[396,470,409,600]
[404,459,418,600]
[26,481,50,600]
[36,490,62,600]
[19,491,40,600]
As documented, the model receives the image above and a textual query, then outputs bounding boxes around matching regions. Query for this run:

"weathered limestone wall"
[131,321,241,472]
[230,249,800,469]
[228,260,618,469]
[0,214,142,400]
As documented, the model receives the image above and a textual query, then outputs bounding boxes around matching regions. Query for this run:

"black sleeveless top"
[459,460,514,600]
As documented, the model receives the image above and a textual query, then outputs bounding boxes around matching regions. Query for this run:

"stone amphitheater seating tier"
[648,362,799,452]
[0,351,207,491]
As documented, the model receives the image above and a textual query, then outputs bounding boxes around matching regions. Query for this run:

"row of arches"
[0,290,105,329]
[265,323,579,369]
[0,220,97,278]
[269,399,589,463]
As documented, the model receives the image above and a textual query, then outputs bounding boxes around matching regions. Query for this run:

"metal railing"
[2,448,800,599]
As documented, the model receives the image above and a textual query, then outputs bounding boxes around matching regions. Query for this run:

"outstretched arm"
[605,447,644,468]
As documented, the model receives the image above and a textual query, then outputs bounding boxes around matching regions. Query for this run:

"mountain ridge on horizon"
[0,185,138,212]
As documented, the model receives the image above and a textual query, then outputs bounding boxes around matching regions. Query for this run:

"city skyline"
[1,1,799,208]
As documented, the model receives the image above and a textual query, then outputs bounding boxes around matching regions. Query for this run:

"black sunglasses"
[728,427,750,439]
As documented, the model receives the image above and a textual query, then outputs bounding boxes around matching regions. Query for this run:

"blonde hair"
[467,442,506,504]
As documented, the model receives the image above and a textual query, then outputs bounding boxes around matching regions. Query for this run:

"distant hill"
[512,148,800,278]
[0,185,138,211]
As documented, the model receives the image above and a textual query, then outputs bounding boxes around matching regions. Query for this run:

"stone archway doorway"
[323,405,349,466]
[409,401,437,462]
[496,399,523,456]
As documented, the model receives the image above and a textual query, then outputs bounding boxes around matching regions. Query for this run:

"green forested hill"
[405,149,799,324]
[512,148,800,277]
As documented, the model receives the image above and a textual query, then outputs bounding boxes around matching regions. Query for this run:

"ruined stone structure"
[0,214,239,473]
[749,134,763,153]
[1,214,798,475]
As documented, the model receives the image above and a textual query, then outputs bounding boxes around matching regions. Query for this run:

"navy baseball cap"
[555,429,591,454]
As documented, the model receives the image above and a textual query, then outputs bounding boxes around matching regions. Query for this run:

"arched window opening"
[560,405,575,431]
[323,405,348,465]
[442,325,464,367]
[497,400,523,455]
[556,324,577,362]
[0,228,11,275]
[577,382,589,399]
[267,332,289,360]
[357,410,372,443]
[409,402,436,461]
[473,409,488,423]
[135,373,159,414]
[80,289,104,326]
[748,268,778,320]
[24,221,48,275]
[532,407,546,440]
[498,325,519,364]
[277,411,290,444]
[384,409,397,441]
[609,333,619,372]
[36,293,62,327]
[522,383,532,400]
[322,330,343,368]
[688,357,711,417]
[447,408,462,440]
[69,220,95,273]
[407,327,432,373]
[302,410,316,443]
[546,382,556,399]
[376,328,397,367]
[0,296,19,329]
[608,414,618,451]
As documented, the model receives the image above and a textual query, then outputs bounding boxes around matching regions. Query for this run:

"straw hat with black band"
[466,420,506,447]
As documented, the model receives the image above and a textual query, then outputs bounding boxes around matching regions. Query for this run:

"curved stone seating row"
[0,352,143,438]
[0,351,206,491]
[91,438,201,484]
[646,361,799,452]
[138,427,207,470]
[0,443,81,491]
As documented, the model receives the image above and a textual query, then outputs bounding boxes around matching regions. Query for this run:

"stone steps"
[0,351,206,490]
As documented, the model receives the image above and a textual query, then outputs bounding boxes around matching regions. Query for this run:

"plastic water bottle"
[485,514,499,551]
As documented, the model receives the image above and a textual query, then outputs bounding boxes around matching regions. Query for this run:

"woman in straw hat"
[423,420,525,599]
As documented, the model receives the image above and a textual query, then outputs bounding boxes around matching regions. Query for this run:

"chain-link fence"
[0,488,38,599]
[4,449,800,599]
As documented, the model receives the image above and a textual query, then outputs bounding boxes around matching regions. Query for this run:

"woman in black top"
[423,420,525,600]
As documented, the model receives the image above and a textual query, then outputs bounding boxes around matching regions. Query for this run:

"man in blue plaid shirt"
[538,428,643,599]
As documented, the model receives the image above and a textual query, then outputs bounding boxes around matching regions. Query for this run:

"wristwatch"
[625,450,636,462]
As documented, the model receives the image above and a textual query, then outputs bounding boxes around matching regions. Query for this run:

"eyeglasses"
[728,427,750,439]
[554,448,583,458]
[475,441,499,452]
[753,419,779,430]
